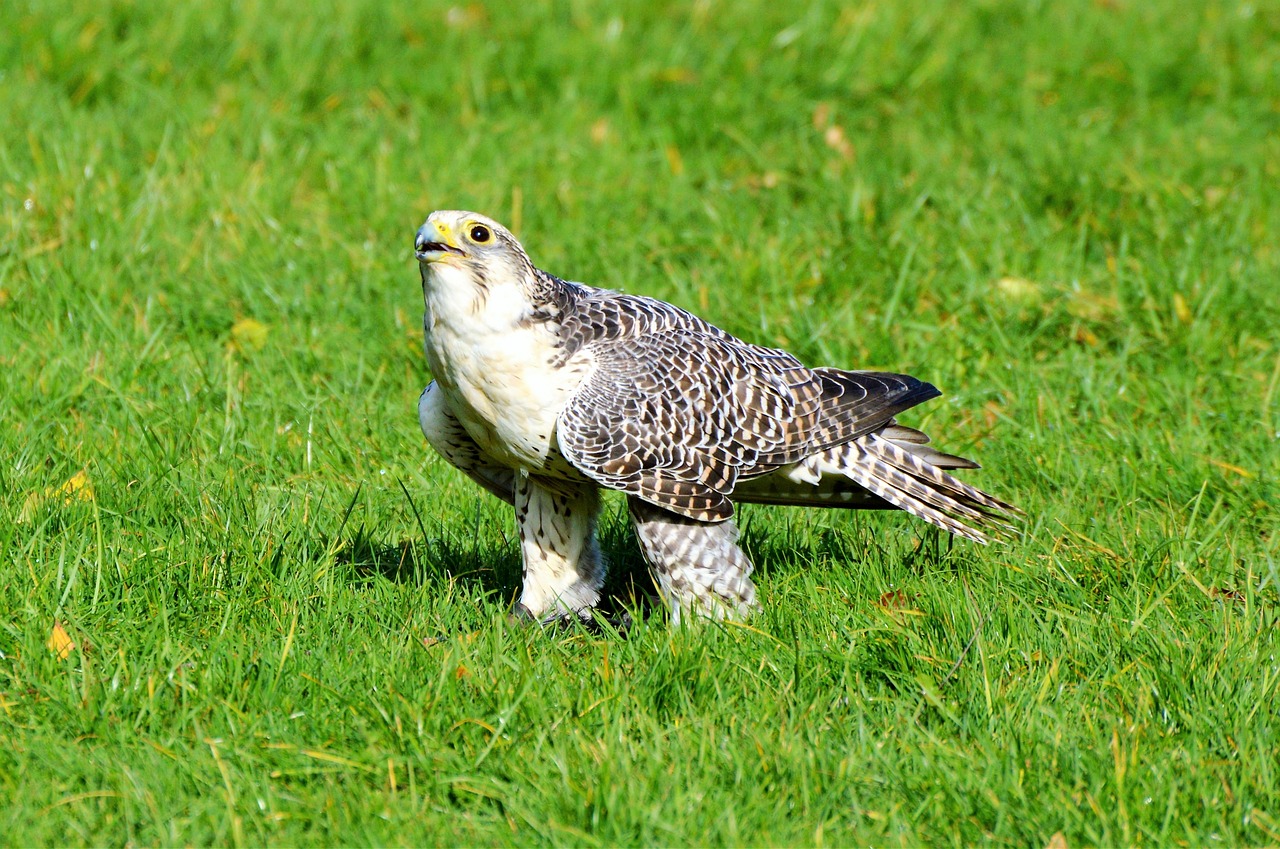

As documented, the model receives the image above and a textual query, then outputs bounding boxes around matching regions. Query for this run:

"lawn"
[2,0,1279,844]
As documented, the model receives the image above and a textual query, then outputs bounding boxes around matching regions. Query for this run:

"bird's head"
[414,210,533,285]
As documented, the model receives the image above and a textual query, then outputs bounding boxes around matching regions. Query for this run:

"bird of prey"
[414,211,1018,624]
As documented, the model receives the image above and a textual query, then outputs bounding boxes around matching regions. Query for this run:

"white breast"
[422,264,588,471]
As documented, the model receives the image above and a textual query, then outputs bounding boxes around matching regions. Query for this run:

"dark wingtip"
[813,369,946,441]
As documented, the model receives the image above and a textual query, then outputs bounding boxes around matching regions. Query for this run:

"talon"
[508,603,536,625]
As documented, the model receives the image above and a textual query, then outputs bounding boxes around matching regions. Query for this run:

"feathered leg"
[420,382,604,621]
[627,497,759,624]
[514,474,606,621]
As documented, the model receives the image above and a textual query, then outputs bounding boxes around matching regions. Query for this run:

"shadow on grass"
[326,496,981,632]
[740,508,983,583]
[332,524,516,589]
[328,509,662,625]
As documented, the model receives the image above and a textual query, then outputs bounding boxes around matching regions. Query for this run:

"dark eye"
[469,224,491,243]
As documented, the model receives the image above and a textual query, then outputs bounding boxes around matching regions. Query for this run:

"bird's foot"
[507,603,633,635]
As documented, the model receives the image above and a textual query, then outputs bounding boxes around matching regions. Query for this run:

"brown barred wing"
[553,294,941,522]
[553,295,831,521]
[557,334,792,520]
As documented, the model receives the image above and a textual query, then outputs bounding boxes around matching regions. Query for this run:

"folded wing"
[555,293,960,524]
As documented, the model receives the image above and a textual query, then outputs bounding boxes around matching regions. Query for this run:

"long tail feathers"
[868,434,1016,514]
[732,429,1021,544]
[846,436,1020,543]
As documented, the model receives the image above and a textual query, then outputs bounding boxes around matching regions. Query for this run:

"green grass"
[3,0,1279,844]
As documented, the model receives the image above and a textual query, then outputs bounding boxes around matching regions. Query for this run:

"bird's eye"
[469,224,491,243]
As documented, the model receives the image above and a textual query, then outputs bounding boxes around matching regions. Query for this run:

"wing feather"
[732,433,1021,542]
[555,292,938,521]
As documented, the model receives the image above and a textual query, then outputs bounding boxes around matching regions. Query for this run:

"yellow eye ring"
[469,224,492,243]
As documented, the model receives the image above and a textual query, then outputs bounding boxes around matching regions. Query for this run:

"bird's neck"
[422,263,533,333]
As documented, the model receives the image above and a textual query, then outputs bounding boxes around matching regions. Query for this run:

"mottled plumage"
[415,211,1019,623]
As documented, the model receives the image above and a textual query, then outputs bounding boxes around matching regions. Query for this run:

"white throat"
[420,262,578,471]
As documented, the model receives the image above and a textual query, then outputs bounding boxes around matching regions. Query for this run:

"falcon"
[414,211,1018,624]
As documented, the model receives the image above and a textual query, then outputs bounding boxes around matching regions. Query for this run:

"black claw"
[505,604,636,635]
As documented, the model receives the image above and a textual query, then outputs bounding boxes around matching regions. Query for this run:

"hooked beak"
[414,221,466,263]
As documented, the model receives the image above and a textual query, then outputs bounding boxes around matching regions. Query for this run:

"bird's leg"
[513,474,606,622]
[626,497,759,625]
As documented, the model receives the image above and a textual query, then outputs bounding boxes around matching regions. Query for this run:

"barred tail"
[731,426,1020,543]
